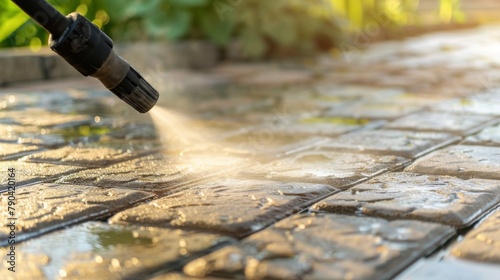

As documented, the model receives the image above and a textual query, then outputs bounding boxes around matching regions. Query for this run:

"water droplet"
[111,258,121,269]
[219,215,229,223]
[59,270,67,277]
[130,257,140,266]
[95,255,103,264]
[179,239,187,248]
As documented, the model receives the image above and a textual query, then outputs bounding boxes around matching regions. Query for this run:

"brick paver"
[406,145,500,180]
[56,153,253,195]
[313,172,500,228]
[239,150,408,189]
[462,123,500,147]
[385,111,497,136]
[0,222,233,279]
[0,183,152,244]
[0,161,83,190]
[183,213,454,279]
[109,179,336,237]
[320,130,460,158]
[451,208,500,263]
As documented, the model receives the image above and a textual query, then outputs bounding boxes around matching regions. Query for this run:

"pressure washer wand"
[11,0,159,113]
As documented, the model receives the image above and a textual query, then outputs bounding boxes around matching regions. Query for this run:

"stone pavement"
[2,25,500,279]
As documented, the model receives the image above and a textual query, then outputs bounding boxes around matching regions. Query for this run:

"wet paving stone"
[388,92,450,107]
[313,172,500,228]
[0,161,83,191]
[0,124,40,141]
[451,208,500,263]
[0,109,93,128]
[270,116,384,137]
[0,184,152,244]
[19,144,146,168]
[0,123,101,148]
[150,273,225,280]
[314,84,402,99]
[109,179,336,237]
[239,150,408,189]
[0,222,233,280]
[223,131,329,157]
[462,124,500,147]
[0,91,76,111]
[0,142,43,159]
[406,145,500,180]
[323,100,424,120]
[55,153,252,195]
[320,129,460,158]
[182,213,455,280]
[385,112,497,136]
[106,122,158,140]
[395,257,500,280]
[432,97,500,116]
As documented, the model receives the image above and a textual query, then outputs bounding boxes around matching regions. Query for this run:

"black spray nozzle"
[12,0,159,113]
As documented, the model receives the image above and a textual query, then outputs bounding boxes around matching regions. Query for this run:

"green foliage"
[234,0,344,58]
[0,0,109,49]
[103,0,233,44]
[1,0,343,58]
[2,0,466,58]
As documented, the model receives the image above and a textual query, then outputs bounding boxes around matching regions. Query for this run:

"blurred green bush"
[0,0,464,58]
[0,0,109,50]
[100,0,344,58]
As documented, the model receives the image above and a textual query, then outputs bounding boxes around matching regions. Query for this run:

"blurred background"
[0,0,499,59]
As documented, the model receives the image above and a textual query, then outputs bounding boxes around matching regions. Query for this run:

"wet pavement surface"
[2,25,500,279]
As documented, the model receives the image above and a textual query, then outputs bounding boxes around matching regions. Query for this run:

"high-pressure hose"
[11,0,159,113]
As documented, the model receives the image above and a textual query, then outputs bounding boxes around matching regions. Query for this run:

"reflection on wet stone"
[56,154,251,194]
[20,144,147,167]
[314,84,402,99]
[0,121,95,147]
[386,112,497,136]
[267,117,384,137]
[0,183,151,244]
[432,97,500,116]
[224,131,329,157]
[239,150,408,189]
[0,109,93,128]
[150,272,225,280]
[0,161,83,190]
[0,143,43,159]
[109,179,336,237]
[323,100,424,120]
[321,129,460,158]
[406,145,500,180]
[313,172,500,228]
[395,257,500,280]
[183,213,454,279]
[0,222,233,280]
[462,124,500,147]
[451,208,500,263]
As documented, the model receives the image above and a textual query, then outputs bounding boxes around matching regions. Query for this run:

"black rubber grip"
[11,0,70,38]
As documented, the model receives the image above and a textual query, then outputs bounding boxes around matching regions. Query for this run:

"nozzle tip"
[110,67,159,113]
